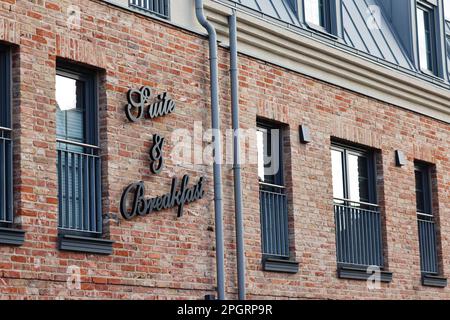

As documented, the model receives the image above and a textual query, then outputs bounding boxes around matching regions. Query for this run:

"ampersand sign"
[150,134,165,174]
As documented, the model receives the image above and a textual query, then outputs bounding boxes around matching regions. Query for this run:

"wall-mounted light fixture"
[299,125,311,144]
[395,150,407,167]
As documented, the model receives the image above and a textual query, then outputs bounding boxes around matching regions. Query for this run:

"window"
[416,2,437,73]
[331,143,384,268]
[257,125,281,186]
[446,36,450,77]
[56,63,102,237]
[0,45,12,226]
[257,122,289,259]
[304,0,330,32]
[129,0,170,19]
[447,35,450,55]
[415,163,439,275]
[445,0,450,21]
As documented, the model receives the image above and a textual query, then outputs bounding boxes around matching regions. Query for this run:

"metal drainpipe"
[229,12,246,300]
[195,0,226,300]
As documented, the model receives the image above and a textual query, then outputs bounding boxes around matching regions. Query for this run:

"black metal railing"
[0,126,13,224]
[418,213,438,274]
[129,0,170,19]
[334,199,383,267]
[259,182,289,258]
[57,139,102,235]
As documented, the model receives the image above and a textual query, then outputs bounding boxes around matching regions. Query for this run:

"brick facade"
[0,0,449,299]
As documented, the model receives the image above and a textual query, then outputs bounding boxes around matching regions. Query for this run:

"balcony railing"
[418,213,439,274]
[334,199,383,267]
[57,139,102,235]
[259,182,289,258]
[0,126,13,224]
[129,0,170,19]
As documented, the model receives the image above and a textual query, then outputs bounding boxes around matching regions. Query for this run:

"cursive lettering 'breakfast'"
[120,175,206,220]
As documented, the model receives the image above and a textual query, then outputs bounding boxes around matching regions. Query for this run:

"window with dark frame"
[304,0,331,33]
[0,45,13,227]
[56,63,102,238]
[445,0,450,78]
[415,162,440,276]
[445,0,450,21]
[416,1,437,74]
[257,122,289,259]
[129,0,170,19]
[331,143,384,268]
[447,35,450,58]
[446,35,450,78]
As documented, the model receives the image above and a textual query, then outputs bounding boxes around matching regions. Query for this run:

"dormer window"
[304,0,331,32]
[445,0,450,20]
[416,2,437,74]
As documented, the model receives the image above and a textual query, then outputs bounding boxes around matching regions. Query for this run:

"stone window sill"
[422,274,447,288]
[0,227,25,246]
[58,234,114,255]
[337,264,393,283]
[262,257,299,274]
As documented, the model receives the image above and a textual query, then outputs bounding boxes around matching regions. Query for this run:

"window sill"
[262,257,299,274]
[422,274,447,288]
[0,227,25,246]
[305,23,338,40]
[58,234,114,255]
[337,265,393,283]
[419,69,444,82]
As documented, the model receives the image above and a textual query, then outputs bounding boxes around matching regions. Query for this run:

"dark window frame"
[445,0,450,21]
[444,0,450,80]
[256,120,284,188]
[414,161,443,279]
[331,141,388,273]
[304,0,331,32]
[331,142,377,205]
[56,61,102,239]
[0,44,24,246]
[129,0,170,20]
[0,45,11,129]
[302,0,341,37]
[56,64,98,147]
[416,1,439,75]
[446,35,450,79]
[0,44,13,227]
[257,119,298,272]
[414,162,433,215]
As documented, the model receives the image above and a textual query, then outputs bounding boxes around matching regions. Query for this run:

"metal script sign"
[125,86,176,122]
[120,175,206,220]
[120,86,206,221]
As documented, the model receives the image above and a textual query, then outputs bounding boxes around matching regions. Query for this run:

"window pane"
[0,49,8,128]
[446,36,450,74]
[417,8,433,72]
[65,110,84,142]
[331,149,344,199]
[56,75,85,143]
[305,0,324,27]
[347,153,369,203]
[445,0,450,21]
[257,129,265,182]
[415,170,425,213]
[257,126,281,185]
[56,111,65,137]
[56,75,78,111]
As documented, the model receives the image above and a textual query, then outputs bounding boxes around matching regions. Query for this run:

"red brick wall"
[0,0,449,299]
